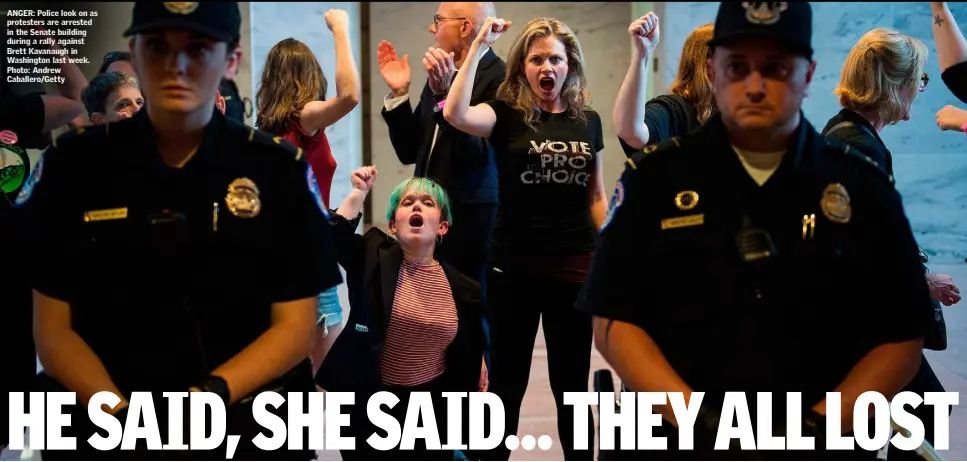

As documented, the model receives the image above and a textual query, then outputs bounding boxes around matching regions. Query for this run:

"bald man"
[378,1,505,364]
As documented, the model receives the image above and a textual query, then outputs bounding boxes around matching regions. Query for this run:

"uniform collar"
[703,110,813,171]
[129,106,225,176]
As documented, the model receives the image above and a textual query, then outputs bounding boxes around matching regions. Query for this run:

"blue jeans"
[317,286,343,332]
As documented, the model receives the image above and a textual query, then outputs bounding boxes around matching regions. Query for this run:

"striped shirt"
[380,257,458,387]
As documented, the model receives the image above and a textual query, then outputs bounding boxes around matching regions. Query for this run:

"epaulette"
[625,137,682,171]
[823,137,895,185]
[246,127,304,162]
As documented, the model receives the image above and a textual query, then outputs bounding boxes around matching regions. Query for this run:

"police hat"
[124,2,241,43]
[708,2,813,60]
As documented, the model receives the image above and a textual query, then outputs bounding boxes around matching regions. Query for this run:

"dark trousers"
[436,202,497,369]
[887,355,946,461]
[484,266,594,461]
[340,375,454,461]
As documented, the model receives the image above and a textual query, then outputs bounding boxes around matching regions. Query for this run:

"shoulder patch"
[824,137,895,185]
[13,148,45,207]
[626,137,681,171]
[248,128,303,161]
[600,177,625,232]
[306,165,330,218]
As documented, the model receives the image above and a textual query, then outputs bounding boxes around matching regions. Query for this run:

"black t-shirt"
[941,60,967,104]
[485,99,603,265]
[18,109,342,396]
[618,94,698,157]
[581,114,930,409]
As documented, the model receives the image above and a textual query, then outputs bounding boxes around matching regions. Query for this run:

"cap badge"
[675,190,699,211]
[225,177,261,218]
[820,183,851,224]
[164,2,199,15]
[742,2,788,25]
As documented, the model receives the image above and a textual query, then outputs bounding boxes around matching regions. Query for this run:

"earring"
[436,235,443,244]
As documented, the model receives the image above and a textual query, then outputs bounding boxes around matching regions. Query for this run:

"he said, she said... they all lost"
[5,391,962,454]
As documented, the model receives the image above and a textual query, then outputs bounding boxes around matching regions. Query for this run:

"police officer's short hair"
[81,72,140,115]
[386,177,454,225]
[835,28,929,125]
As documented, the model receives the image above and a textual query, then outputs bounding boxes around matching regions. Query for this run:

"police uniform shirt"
[18,108,342,395]
[580,113,931,408]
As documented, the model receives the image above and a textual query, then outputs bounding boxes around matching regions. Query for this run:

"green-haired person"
[318,166,487,461]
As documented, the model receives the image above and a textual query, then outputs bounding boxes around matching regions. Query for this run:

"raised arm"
[442,17,511,138]
[931,2,967,72]
[298,9,361,134]
[614,13,659,149]
[336,166,377,221]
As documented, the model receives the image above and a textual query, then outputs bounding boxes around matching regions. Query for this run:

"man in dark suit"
[378,2,505,364]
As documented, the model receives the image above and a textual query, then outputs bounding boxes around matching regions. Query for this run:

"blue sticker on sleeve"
[307,166,329,218]
[600,178,624,232]
[13,149,44,208]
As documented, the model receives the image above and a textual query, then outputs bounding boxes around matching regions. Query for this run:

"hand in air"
[325,9,350,31]
[935,105,967,132]
[378,40,411,97]
[474,17,511,47]
[629,12,660,58]
[424,47,456,95]
[351,166,378,193]
[927,272,962,306]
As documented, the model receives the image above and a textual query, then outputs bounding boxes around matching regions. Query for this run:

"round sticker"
[0,130,18,145]
[0,144,29,196]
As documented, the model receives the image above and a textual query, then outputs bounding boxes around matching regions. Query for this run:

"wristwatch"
[199,375,231,403]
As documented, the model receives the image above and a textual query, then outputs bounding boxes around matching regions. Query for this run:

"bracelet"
[434,98,446,113]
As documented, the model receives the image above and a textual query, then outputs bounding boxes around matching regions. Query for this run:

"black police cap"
[124,2,241,43]
[708,2,813,60]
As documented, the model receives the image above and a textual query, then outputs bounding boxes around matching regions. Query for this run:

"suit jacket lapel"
[379,244,403,324]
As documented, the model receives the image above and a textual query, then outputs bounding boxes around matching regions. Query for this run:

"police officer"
[18,2,340,460]
[581,2,931,460]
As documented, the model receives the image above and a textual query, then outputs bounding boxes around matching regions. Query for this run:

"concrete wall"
[658,2,967,263]
[366,1,633,230]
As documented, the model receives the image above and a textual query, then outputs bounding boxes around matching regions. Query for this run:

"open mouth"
[409,214,424,228]
[539,77,555,93]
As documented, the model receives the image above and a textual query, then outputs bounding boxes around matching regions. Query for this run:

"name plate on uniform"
[661,214,704,230]
[83,207,128,222]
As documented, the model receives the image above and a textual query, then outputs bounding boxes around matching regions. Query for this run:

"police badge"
[742,2,787,25]
[820,183,851,224]
[225,177,261,218]
[164,2,199,15]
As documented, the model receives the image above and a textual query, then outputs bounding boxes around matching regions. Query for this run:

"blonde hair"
[496,17,590,130]
[669,23,716,125]
[834,28,928,125]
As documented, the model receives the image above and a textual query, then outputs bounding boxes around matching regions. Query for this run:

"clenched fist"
[325,9,349,32]
[935,104,967,132]
[474,17,511,47]
[629,12,660,59]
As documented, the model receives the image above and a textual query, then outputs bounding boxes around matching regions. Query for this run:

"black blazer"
[381,48,505,205]
[317,212,485,394]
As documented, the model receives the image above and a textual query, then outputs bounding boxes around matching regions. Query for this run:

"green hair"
[385,177,453,225]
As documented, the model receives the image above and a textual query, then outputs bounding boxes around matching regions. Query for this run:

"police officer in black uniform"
[581,2,931,460]
[18,2,340,460]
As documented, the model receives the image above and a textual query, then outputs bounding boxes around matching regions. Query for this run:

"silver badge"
[742,2,788,25]
[225,177,261,218]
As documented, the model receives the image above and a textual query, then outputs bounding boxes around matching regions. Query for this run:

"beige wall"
[367,2,633,229]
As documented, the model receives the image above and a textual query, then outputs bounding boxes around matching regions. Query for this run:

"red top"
[380,258,458,387]
[279,121,336,208]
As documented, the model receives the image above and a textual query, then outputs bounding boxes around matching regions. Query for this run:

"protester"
[80,72,144,125]
[255,8,361,379]
[443,15,606,461]
[614,18,717,155]
[319,168,486,461]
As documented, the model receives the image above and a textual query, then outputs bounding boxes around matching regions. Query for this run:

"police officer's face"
[388,188,450,248]
[130,30,235,116]
[708,39,816,133]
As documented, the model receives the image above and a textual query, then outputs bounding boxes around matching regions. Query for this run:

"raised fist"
[325,9,349,31]
[475,17,511,47]
[351,166,378,192]
[629,12,660,58]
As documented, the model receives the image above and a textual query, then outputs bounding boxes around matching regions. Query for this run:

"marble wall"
[657,2,967,264]
[367,1,633,230]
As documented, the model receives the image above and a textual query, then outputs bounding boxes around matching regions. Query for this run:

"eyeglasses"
[919,72,929,92]
[432,14,466,27]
